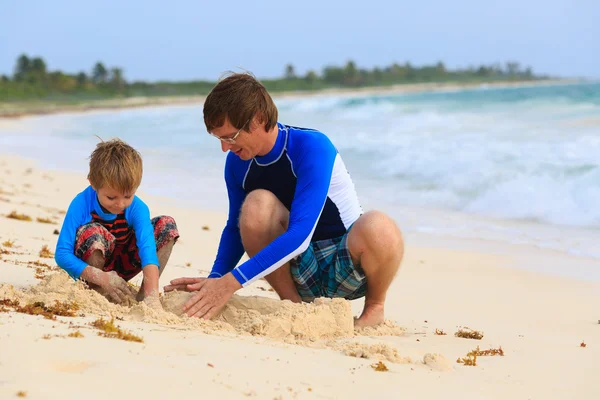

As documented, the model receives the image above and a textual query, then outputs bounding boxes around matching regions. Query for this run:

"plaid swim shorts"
[74,215,179,281]
[289,230,367,302]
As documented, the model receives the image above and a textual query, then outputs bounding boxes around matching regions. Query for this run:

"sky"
[1,0,598,82]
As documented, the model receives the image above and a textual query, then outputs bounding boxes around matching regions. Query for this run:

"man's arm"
[208,153,247,278]
[229,134,337,286]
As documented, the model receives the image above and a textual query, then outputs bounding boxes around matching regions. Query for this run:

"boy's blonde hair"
[88,138,143,193]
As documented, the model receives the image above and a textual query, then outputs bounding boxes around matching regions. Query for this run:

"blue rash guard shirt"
[54,186,159,280]
[208,122,363,286]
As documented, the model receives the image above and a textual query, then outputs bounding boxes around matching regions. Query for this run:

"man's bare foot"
[354,303,385,328]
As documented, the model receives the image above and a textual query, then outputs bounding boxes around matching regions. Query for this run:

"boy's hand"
[138,264,160,300]
[97,270,137,305]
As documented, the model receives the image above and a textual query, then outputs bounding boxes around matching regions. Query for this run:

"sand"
[1,271,406,360]
[1,154,599,399]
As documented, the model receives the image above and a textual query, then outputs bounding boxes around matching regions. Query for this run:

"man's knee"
[239,189,288,233]
[351,211,404,259]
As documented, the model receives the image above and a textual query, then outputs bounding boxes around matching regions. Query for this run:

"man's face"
[209,118,257,160]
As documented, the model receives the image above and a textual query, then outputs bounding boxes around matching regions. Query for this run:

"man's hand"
[163,277,205,293]
[180,274,242,320]
[83,268,136,305]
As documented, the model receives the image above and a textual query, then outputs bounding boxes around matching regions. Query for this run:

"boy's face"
[93,185,136,215]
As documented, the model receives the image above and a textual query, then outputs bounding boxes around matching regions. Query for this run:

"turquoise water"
[2,81,599,259]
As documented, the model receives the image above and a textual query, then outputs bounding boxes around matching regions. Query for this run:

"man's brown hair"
[203,71,278,133]
[88,138,143,193]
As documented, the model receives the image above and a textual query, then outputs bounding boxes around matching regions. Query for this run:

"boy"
[55,138,179,306]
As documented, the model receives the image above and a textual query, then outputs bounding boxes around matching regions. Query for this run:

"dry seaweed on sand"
[41,331,85,340]
[456,354,477,366]
[0,298,80,320]
[0,247,13,255]
[468,345,504,357]
[457,346,504,366]
[90,317,144,343]
[36,217,55,224]
[0,298,20,312]
[2,239,15,247]
[435,328,447,335]
[580,341,587,348]
[39,245,54,258]
[371,361,389,372]
[455,328,484,340]
[28,260,57,269]
[34,267,46,279]
[6,211,32,221]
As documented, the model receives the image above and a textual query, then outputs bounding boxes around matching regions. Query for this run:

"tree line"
[0,54,547,101]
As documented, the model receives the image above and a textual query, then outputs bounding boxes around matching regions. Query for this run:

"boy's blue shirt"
[54,185,159,280]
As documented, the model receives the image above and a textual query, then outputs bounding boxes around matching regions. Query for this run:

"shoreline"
[0,78,581,119]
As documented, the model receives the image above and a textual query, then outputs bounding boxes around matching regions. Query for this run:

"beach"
[1,151,599,399]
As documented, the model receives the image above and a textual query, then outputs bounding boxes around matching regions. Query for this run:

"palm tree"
[14,54,31,81]
[304,70,318,84]
[284,64,296,80]
[92,62,108,84]
[76,72,88,87]
[110,67,125,90]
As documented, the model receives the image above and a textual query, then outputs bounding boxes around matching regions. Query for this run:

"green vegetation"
[0,54,549,102]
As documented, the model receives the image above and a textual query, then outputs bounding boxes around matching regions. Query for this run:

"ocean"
[2,81,599,261]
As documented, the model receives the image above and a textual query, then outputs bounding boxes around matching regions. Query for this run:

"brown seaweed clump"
[469,346,504,356]
[36,217,55,224]
[39,245,54,258]
[456,346,504,367]
[90,317,143,343]
[0,298,79,320]
[371,361,389,372]
[457,354,477,366]
[6,211,32,221]
[455,328,484,340]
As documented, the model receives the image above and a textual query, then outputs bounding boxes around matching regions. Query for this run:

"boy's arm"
[208,154,246,278]
[55,195,92,280]
[128,198,160,297]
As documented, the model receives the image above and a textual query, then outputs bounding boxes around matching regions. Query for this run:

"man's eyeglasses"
[209,120,250,144]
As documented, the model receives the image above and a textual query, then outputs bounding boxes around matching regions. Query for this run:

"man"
[164,72,404,327]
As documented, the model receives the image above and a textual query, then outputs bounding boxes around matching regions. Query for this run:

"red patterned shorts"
[74,215,179,281]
